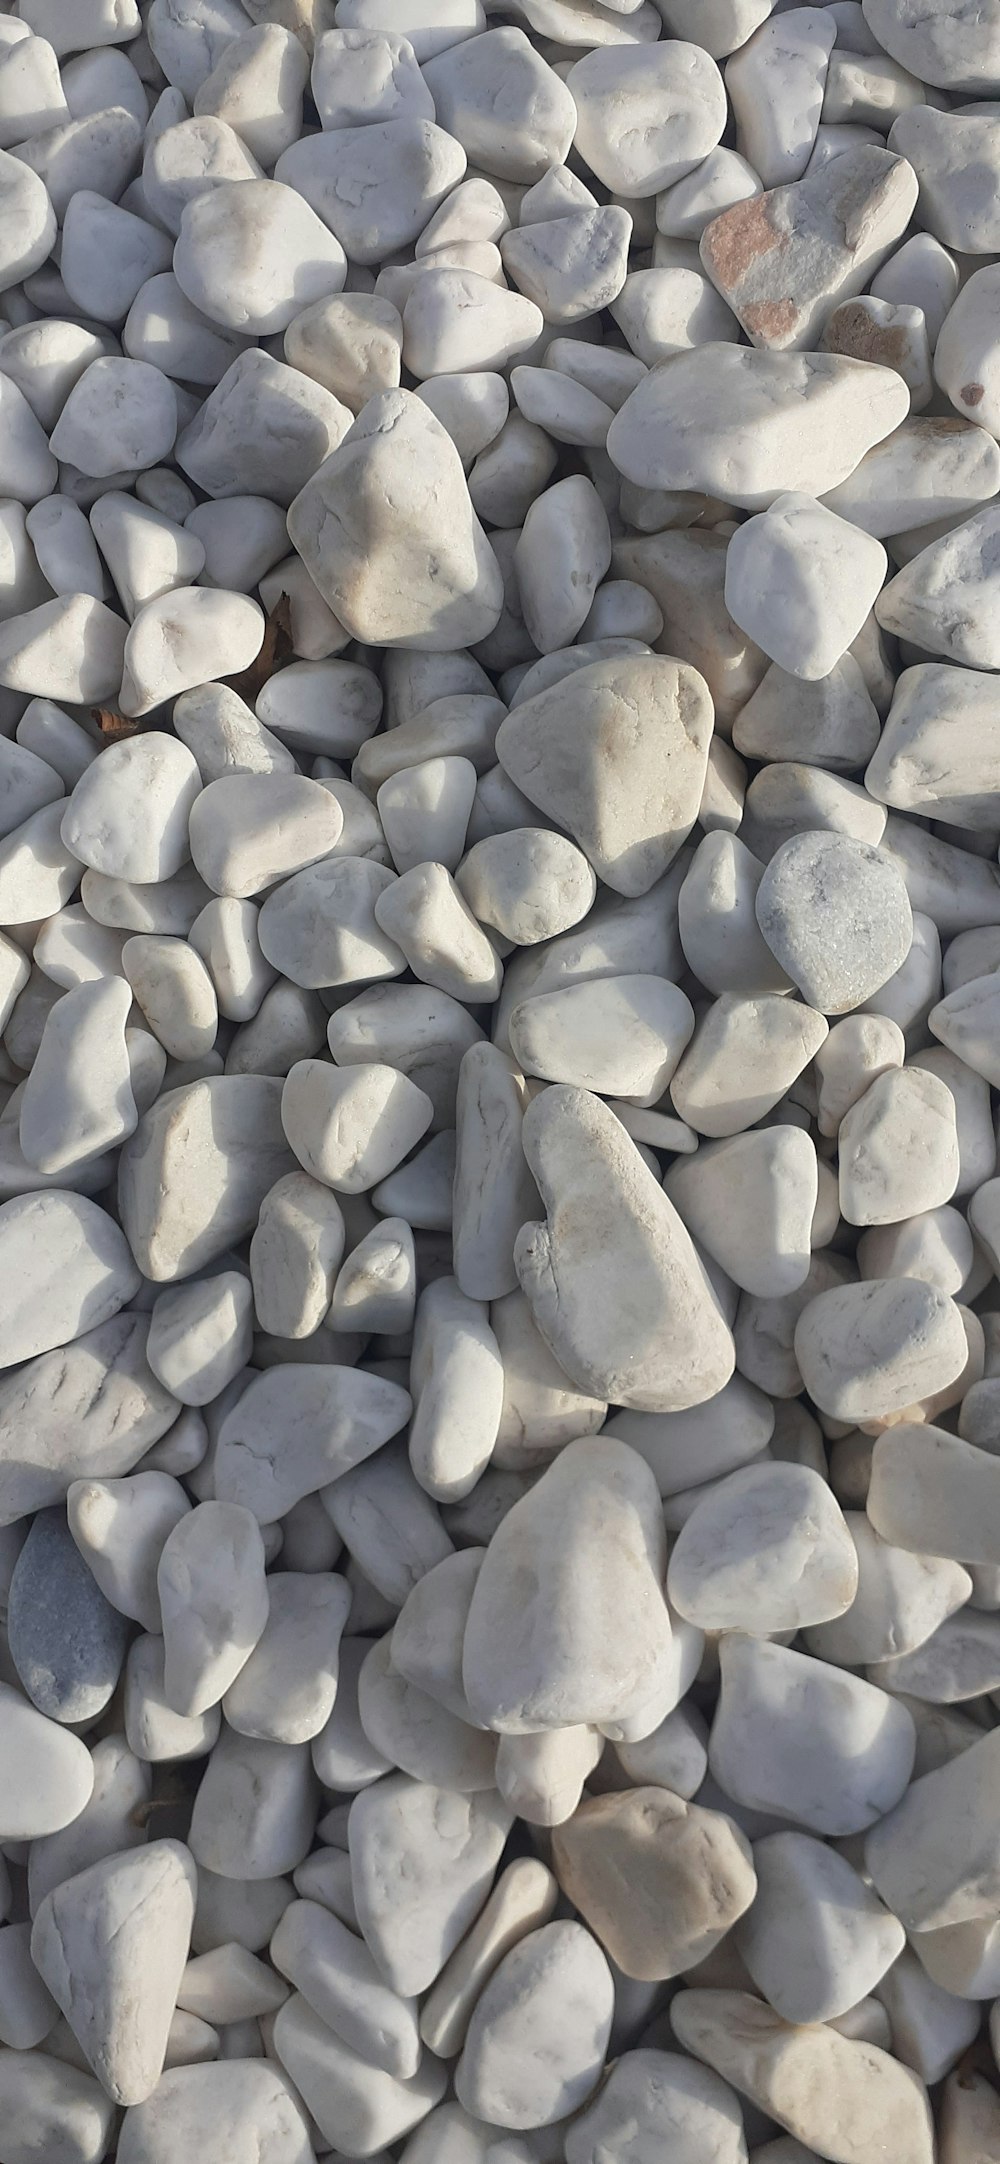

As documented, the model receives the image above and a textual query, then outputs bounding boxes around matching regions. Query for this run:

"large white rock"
[565,2046,747,2164]
[0,1680,94,1838]
[0,1313,178,1525]
[792,1277,969,1423]
[570,42,726,196]
[118,1076,295,1281]
[175,180,346,337]
[607,346,910,510]
[512,1087,734,1412]
[275,117,468,265]
[287,390,502,650]
[551,1786,756,1982]
[61,733,201,884]
[31,1841,196,2106]
[461,1435,673,1734]
[725,494,888,681]
[214,1362,411,1519]
[116,2061,314,2164]
[865,1724,1000,1931]
[735,1831,905,2025]
[272,1992,446,2157]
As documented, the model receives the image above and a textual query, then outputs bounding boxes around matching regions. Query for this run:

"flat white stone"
[175,180,346,338]
[726,495,888,681]
[570,42,726,197]
[273,1992,446,2157]
[118,1075,294,1281]
[664,1125,817,1296]
[158,1500,268,1718]
[117,2060,312,2164]
[119,588,264,720]
[223,1572,350,1744]
[189,1728,317,1881]
[865,1724,1000,1931]
[67,1470,190,1633]
[271,1897,421,2079]
[359,1634,497,1791]
[0,1191,139,1372]
[0,596,127,706]
[0,1313,178,1525]
[177,349,352,508]
[61,733,201,885]
[193,20,308,167]
[793,1277,969,1423]
[726,7,835,187]
[736,1832,904,2025]
[188,775,343,900]
[274,118,467,265]
[420,1856,557,2058]
[0,1679,94,1837]
[18,975,136,1176]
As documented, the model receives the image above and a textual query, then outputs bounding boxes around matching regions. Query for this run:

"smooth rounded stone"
[421,29,572,182]
[513,978,689,1114]
[912,1913,1000,2001]
[349,1774,512,1997]
[250,1173,345,1339]
[0,373,58,507]
[569,42,725,197]
[669,993,828,1140]
[26,1726,149,1915]
[0,2045,115,2164]
[871,1607,1000,1705]
[664,1126,817,1298]
[188,897,275,1024]
[670,1989,934,2164]
[188,775,343,902]
[271,1899,420,2080]
[608,265,739,367]
[124,1634,221,1765]
[725,496,887,682]
[725,7,835,186]
[310,1636,392,1796]
[454,1920,613,2130]
[157,1500,268,1719]
[667,1461,857,1635]
[0,736,62,848]
[7,1503,128,1723]
[67,1471,189,1633]
[169,687,292,789]
[191,19,308,164]
[565,2045,747,2164]
[421,1856,557,2059]
[323,1439,453,1603]
[116,2060,312,2164]
[822,422,1000,546]
[0,1190,141,1373]
[862,0,1000,92]
[373,863,502,1003]
[175,181,345,341]
[183,496,287,596]
[866,663,1000,833]
[119,588,264,721]
[678,833,789,999]
[792,1278,969,1423]
[18,975,136,1176]
[615,1700,709,1800]
[887,107,1000,257]
[327,982,482,1128]
[939,2070,1000,2164]
[402,270,541,380]
[867,1422,1000,1568]
[141,109,264,234]
[49,358,176,479]
[191,1866,292,1961]
[512,476,611,655]
[496,654,711,899]
[147,1272,250,1407]
[877,505,1000,670]
[214,1364,411,1520]
[857,1205,973,1298]
[732,659,880,778]
[280,1060,433,1194]
[391,1549,484,1723]
[377,757,477,878]
[407,1276,502,1500]
[0,1679,94,1838]
[287,391,501,652]
[190,1726,317,1882]
[276,114,467,264]
[822,296,932,413]
[0,147,56,292]
[552,1787,755,1983]
[735,1831,904,2027]
[930,974,1000,1089]
[0,1311,178,1525]
[0,596,126,708]
[257,859,402,990]
[805,1513,972,1668]
[88,490,206,623]
[284,291,402,416]
[866,1722,1000,1935]
[122,935,217,1065]
[710,1634,916,1837]
[605,1379,772,1505]
[0,1919,57,2050]
[273,1993,445,2157]
[31,1840,196,2108]
[607,347,910,511]
[934,263,1000,444]
[359,1635,496,1792]
[754,833,913,1016]
[838,1068,960,1227]
[452,1047,536,1304]
[256,661,382,764]
[498,204,632,329]
[176,350,351,509]
[59,191,171,329]
[310,26,431,130]
[23,497,104,607]
[514,1086,733,1411]
[462,1435,672,1735]
[510,365,613,451]
[701,148,917,356]
[119,1076,294,1282]
[80,864,211,941]
[222,1573,350,1745]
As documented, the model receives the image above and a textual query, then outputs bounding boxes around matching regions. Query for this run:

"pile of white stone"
[3,0,1000,2158]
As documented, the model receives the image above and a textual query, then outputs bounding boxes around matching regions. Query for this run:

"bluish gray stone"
[8,1507,130,1724]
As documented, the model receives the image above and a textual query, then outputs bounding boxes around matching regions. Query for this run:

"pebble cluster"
[1,0,1000,2160]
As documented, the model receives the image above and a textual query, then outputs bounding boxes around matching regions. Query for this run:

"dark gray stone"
[8,1508,130,1723]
